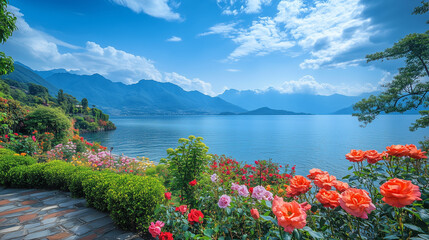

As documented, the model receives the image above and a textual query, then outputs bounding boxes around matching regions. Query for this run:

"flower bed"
[151,138,429,240]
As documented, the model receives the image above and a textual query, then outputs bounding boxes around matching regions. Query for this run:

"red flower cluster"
[210,155,294,187]
[159,232,173,240]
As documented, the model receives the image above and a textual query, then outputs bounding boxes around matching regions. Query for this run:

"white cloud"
[244,0,271,13]
[167,36,182,42]
[110,0,181,20]
[199,23,238,37]
[164,72,215,96]
[206,0,374,68]
[226,68,240,72]
[4,6,215,96]
[216,0,271,14]
[278,75,377,96]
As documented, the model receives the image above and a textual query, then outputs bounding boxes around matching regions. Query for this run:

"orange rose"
[286,175,311,197]
[380,178,421,208]
[250,208,260,220]
[314,173,336,190]
[339,188,375,219]
[316,189,340,209]
[407,148,428,159]
[364,150,384,164]
[334,181,349,193]
[307,168,327,180]
[386,145,408,157]
[272,196,307,233]
[345,150,365,162]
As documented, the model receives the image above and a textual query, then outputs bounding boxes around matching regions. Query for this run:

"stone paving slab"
[0,188,144,240]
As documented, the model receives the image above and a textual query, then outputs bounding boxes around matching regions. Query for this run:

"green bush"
[43,161,81,191]
[0,148,15,156]
[160,135,211,207]
[68,168,96,198]
[82,171,119,212]
[0,153,37,185]
[6,163,47,188]
[23,106,72,145]
[107,174,165,231]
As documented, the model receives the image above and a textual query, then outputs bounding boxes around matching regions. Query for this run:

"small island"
[220,107,311,115]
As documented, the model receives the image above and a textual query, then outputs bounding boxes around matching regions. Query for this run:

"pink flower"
[231,182,240,191]
[218,194,231,208]
[32,136,36,142]
[237,185,249,197]
[251,186,267,200]
[149,221,164,238]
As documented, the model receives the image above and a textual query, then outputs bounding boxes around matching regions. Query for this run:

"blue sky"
[2,0,428,96]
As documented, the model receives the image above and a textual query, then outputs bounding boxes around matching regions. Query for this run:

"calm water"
[81,115,427,177]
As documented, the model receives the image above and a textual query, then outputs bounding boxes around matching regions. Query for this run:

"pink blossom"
[218,194,231,208]
[149,221,164,238]
[238,185,249,197]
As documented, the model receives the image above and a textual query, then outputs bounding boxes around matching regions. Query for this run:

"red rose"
[164,192,171,200]
[189,179,197,186]
[159,232,174,240]
[188,209,204,225]
[249,187,254,194]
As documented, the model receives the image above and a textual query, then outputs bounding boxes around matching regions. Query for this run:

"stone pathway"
[0,187,144,240]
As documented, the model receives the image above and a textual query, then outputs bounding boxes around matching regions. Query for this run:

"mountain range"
[3,62,410,116]
[218,89,377,115]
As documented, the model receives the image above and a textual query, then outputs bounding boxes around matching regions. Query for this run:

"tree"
[0,0,17,75]
[81,98,88,112]
[353,2,429,131]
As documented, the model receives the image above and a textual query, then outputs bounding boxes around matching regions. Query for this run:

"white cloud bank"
[4,6,214,95]
[278,75,377,96]
[110,0,181,21]
[205,0,374,69]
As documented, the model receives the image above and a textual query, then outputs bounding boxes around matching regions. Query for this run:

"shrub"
[24,106,72,145]
[68,168,96,198]
[107,174,165,231]
[82,171,119,212]
[0,153,36,185]
[43,161,81,191]
[6,163,47,188]
[161,136,211,207]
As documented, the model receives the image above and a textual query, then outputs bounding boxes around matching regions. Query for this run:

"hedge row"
[0,150,165,231]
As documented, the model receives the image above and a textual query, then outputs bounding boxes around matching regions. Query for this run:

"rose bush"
[150,139,428,240]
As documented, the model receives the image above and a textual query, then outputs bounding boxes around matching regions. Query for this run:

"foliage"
[23,106,72,145]
[106,174,165,231]
[161,136,212,208]
[0,151,36,185]
[0,97,28,134]
[0,0,16,75]
[82,171,120,212]
[353,4,429,131]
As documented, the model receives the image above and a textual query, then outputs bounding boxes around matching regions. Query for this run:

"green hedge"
[107,174,165,231]
[0,151,37,185]
[1,150,165,231]
[82,171,120,212]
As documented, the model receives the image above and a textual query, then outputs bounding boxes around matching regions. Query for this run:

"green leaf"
[404,223,424,233]
[265,200,272,208]
[384,234,399,239]
[204,229,215,237]
[302,226,324,239]
[260,215,277,225]
[348,166,353,170]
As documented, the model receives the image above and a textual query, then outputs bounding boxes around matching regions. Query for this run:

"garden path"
[0,187,144,240]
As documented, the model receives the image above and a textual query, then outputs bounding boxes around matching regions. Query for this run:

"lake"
[81,115,427,177]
